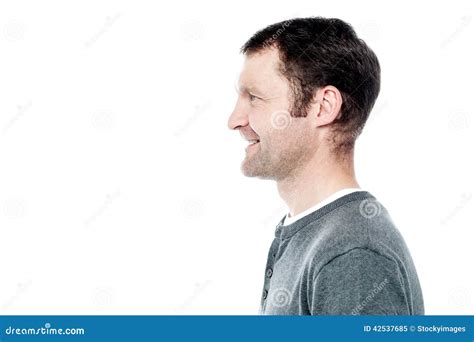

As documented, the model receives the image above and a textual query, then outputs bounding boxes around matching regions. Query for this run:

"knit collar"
[274,191,376,240]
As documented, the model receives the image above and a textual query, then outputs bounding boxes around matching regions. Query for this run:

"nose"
[228,99,249,130]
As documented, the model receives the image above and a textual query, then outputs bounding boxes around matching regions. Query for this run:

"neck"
[276,149,359,217]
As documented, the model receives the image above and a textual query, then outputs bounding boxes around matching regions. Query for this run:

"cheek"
[277,123,312,150]
[248,110,270,136]
[249,106,297,145]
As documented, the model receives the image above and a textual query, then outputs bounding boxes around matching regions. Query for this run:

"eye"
[249,93,259,102]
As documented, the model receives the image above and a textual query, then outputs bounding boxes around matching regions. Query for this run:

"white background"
[0,0,473,315]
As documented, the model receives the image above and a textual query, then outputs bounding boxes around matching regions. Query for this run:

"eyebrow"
[238,84,266,96]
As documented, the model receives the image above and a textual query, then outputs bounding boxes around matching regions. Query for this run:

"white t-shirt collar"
[282,188,364,226]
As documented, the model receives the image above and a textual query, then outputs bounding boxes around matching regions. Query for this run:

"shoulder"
[309,248,410,315]
[302,196,406,270]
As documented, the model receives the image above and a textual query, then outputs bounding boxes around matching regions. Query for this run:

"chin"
[241,163,274,180]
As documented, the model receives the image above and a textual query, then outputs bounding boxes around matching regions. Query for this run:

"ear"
[310,86,343,127]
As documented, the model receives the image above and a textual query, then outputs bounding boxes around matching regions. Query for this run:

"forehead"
[238,48,288,93]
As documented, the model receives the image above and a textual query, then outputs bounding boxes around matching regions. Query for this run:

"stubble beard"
[241,138,313,181]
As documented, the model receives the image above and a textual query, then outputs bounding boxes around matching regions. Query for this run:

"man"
[228,17,424,315]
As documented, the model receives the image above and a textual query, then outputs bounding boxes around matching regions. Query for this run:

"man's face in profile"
[228,48,317,181]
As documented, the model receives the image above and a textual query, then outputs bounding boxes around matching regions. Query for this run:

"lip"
[240,131,260,144]
[245,141,260,152]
